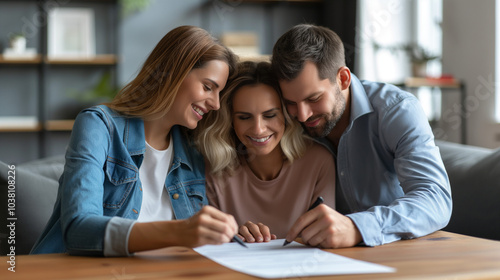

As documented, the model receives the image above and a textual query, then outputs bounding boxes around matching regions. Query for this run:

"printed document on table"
[194,239,395,278]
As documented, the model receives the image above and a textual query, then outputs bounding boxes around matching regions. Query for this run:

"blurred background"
[0,0,498,164]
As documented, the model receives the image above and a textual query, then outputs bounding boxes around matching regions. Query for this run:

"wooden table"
[2,231,500,279]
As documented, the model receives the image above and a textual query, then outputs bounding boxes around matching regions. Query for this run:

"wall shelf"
[0,127,42,132]
[45,54,118,65]
[45,120,75,131]
[404,77,461,89]
[0,116,41,132]
[239,54,271,62]
[0,0,119,162]
[0,55,42,64]
[401,76,467,144]
[0,55,118,65]
[0,125,42,132]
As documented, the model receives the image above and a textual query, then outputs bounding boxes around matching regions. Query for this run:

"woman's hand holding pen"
[238,221,277,243]
[128,206,239,253]
[283,204,362,249]
[178,205,239,247]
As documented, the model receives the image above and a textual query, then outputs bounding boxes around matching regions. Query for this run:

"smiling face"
[232,84,285,158]
[170,60,229,129]
[279,61,346,138]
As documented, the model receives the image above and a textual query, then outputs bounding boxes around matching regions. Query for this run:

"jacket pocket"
[184,180,208,212]
[105,159,138,185]
[103,159,138,209]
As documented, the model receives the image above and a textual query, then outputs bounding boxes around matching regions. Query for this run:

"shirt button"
[173,193,180,200]
[340,171,345,176]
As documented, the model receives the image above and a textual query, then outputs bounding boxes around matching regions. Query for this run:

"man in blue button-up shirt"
[274,24,452,248]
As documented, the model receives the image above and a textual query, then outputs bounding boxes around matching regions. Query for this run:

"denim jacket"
[31,105,207,256]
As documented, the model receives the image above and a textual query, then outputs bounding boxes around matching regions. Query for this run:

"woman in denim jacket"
[31,26,239,256]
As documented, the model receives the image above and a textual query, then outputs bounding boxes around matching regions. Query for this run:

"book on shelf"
[2,48,37,60]
[220,32,269,62]
[0,116,39,129]
[404,75,460,88]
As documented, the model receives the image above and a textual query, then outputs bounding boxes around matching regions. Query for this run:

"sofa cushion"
[0,158,61,255]
[18,155,65,181]
[436,140,500,240]
[436,140,492,174]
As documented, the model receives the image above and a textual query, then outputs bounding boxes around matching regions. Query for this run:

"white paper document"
[194,239,395,278]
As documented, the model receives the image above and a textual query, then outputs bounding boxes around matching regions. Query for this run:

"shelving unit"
[45,54,118,65]
[0,54,42,64]
[45,120,75,131]
[0,0,118,162]
[202,0,324,59]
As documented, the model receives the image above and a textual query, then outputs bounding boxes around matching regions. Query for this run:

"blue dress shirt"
[318,75,452,246]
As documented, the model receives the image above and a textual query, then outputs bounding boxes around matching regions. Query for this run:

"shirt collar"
[349,74,374,125]
[170,125,195,171]
[100,104,196,171]
[126,120,195,171]
[126,117,146,156]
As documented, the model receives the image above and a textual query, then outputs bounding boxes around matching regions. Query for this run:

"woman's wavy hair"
[196,61,310,176]
[106,25,237,120]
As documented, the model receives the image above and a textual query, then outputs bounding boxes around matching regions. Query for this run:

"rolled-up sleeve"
[104,217,137,256]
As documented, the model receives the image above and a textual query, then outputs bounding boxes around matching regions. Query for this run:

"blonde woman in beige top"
[196,61,335,242]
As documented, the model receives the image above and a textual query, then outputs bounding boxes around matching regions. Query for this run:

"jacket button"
[172,193,180,200]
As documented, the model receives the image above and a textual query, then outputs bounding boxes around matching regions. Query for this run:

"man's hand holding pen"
[283,197,363,249]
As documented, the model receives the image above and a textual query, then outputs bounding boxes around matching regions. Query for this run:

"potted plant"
[67,71,120,118]
[402,43,440,77]
[372,42,440,77]
[9,32,26,53]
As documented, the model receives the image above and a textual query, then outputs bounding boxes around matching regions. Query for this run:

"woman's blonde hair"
[106,25,237,120]
[196,61,310,176]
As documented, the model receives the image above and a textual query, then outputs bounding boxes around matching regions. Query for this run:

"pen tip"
[233,236,248,248]
[283,240,291,246]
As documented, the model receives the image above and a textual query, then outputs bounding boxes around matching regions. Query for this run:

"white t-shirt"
[137,137,174,222]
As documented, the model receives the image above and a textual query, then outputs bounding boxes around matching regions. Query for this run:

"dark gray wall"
[119,0,323,84]
[0,0,329,163]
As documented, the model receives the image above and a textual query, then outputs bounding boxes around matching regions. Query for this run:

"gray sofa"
[0,155,63,255]
[1,140,499,255]
[436,140,500,240]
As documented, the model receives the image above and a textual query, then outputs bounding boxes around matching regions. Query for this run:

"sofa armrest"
[0,159,60,255]
[18,155,65,181]
[436,140,500,240]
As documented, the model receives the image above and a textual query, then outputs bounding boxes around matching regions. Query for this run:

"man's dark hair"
[272,24,346,82]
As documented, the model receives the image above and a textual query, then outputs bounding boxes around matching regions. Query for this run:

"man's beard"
[302,87,346,138]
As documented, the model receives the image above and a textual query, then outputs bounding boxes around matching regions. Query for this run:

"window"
[356,0,443,120]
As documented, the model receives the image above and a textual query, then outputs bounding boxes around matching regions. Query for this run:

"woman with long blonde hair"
[32,26,239,256]
[196,61,336,242]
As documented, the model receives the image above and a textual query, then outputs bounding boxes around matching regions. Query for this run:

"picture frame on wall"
[48,7,95,59]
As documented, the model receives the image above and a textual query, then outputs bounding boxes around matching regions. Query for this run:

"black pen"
[283,196,324,246]
[232,235,248,248]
